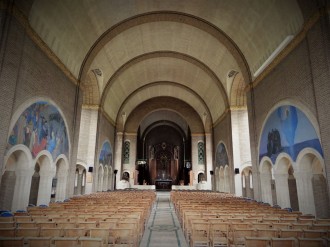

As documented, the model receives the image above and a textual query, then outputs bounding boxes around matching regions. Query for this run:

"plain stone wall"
[213,113,234,193]
[93,111,116,192]
[77,108,98,167]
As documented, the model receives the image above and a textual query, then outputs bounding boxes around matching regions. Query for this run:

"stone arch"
[273,154,298,210]
[73,164,87,195]
[54,155,69,201]
[79,11,251,100]
[35,153,54,206]
[241,166,253,198]
[295,148,328,217]
[122,170,130,181]
[259,157,274,205]
[0,146,33,212]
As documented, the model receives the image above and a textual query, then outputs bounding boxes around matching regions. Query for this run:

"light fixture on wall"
[88,167,93,173]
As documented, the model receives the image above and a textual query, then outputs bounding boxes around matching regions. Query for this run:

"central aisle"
[139,192,188,247]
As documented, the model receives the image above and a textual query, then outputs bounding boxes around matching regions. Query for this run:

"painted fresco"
[8,101,69,159]
[259,105,323,163]
[216,143,228,167]
[99,141,112,165]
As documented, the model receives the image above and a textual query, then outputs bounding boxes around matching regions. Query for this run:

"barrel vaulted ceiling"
[28,0,304,129]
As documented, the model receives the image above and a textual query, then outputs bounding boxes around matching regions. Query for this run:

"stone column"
[274,173,291,208]
[114,132,123,188]
[260,172,273,205]
[37,171,53,206]
[245,174,252,198]
[102,170,108,191]
[55,174,67,202]
[77,173,83,195]
[12,169,33,212]
[295,171,315,215]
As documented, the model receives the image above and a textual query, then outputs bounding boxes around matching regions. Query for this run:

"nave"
[1,190,330,246]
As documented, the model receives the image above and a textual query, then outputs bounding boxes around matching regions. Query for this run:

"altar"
[155,179,172,191]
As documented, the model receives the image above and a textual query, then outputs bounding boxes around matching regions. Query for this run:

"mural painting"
[216,143,228,167]
[259,105,323,163]
[99,141,112,165]
[8,101,69,160]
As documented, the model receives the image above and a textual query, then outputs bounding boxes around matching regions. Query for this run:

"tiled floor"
[139,192,188,247]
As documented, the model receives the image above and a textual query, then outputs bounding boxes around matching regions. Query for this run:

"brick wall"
[248,8,330,210]
[312,174,330,218]
[0,10,82,198]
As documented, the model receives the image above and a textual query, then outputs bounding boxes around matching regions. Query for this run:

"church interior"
[0,0,330,246]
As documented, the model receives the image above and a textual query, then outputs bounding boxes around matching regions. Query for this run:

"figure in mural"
[7,101,69,160]
[260,105,323,163]
[99,141,112,166]
[216,143,228,167]
[267,129,282,157]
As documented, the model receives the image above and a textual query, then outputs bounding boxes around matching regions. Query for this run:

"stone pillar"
[274,173,291,208]
[77,173,83,195]
[205,133,213,190]
[12,169,33,212]
[55,174,67,202]
[295,171,315,215]
[114,132,123,188]
[37,171,54,206]
[260,172,273,204]
[245,174,253,198]
[102,170,108,191]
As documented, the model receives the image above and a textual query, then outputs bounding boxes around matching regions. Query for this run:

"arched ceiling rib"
[115,83,212,130]
[124,97,205,133]
[28,1,304,127]
[139,110,189,139]
[101,52,227,124]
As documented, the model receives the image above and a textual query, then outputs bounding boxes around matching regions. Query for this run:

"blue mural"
[99,141,112,165]
[216,143,228,167]
[8,101,69,159]
[259,105,323,163]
